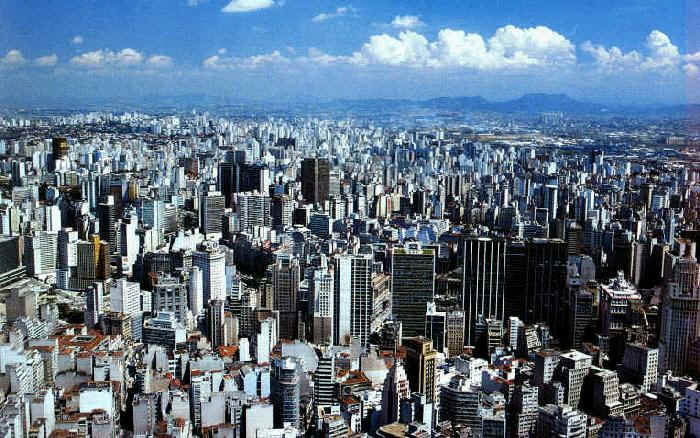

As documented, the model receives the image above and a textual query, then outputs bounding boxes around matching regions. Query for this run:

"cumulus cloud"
[72,35,84,45]
[71,48,145,68]
[582,30,687,75]
[221,0,274,13]
[202,50,288,69]
[350,25,575,69]
[685,63,699,77]
[641,30,680,70]
[580,41,642,72]
[35,54,58,67]
[146,55,173,67]
[391,15,424,29]
[312,6,352,22]
[1,49,26,66]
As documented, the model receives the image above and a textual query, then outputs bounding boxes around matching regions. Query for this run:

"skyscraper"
[98,196,117,251]
[392,243,435,338]
[200,190,225,238]
[271,357,300,429]
[381,361,411,426]
[301,157,330,205]
[425,302,446,354]
[462,236,506,345]
[273,254,300,340]
[402,337,438,404]
[192,240,226,304]
[333,253,372,346]
[659,253,700,375]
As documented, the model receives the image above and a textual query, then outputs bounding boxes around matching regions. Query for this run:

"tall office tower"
[272,254,300,340]
[192,240,226,304]
[392,243,435,338]
[111,278,142,315]
[534,350,561,387]
[45,205,61,232]
[0,236,24,287]
[621,344,658,393]
[446,311,465,357]
[599,272,642,362]
[510,383,539,438]
[200,190,225,238]
[189,266,204,317]
[333,254,373,346]
[518,239,568,330]
[235,192,271,234]
[536,405,587,438]
[74,236,109,289]
[119,217,139,272]
[85,282,103,328]
[256,317,277,365]
[313,347,336,415]
[51,137,68,171]
[24,231,57,277]
[462,236,506,346]
[544,185,559,221]
[98,196,117,251]
[659,254,700,375]
[440,375,482,433]
[271,357,300,429]
[218,162,236,208]
[381,361,411,426]
[425,302,446,354]
[301,157,330,205]
[567,280,595,350]
[207,299,226,349]
[402,337,438,404]
[138,197,164,240]
[271,195,294,230]
[504,241,528,321]
[152,276,189,323]
[312,262,334,346]
[558,350,592,409]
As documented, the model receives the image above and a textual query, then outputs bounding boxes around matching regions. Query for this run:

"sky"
[0,0,699,105]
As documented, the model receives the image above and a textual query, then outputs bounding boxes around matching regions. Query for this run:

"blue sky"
[0,0,698,104]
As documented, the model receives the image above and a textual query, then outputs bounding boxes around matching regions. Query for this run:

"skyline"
[1,0,699,104]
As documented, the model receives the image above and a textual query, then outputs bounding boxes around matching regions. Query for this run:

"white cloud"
[202,50,288,69]
[685,63,699,77]
[1,49,26,65]
[391,15,424,29]
[641,30,680,70]
[582,30,686,74]
[187,0,207,6]
[581,41,641,72]
[71,48,145,67]
[221,0,274,13]
[312,6,351,22]
[684,51,700,63]
[72,35,84,45]
[147,55,173,67]
[218,48,227,55]
[35,54,58,67]
[350,25,575,69]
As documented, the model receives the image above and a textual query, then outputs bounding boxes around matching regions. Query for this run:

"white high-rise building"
[257,317,278,365]
[193,240,226,304]
[45,205,61,232]
[111,278,142,315]
[189,266,204,317]
[333,254,372,347]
